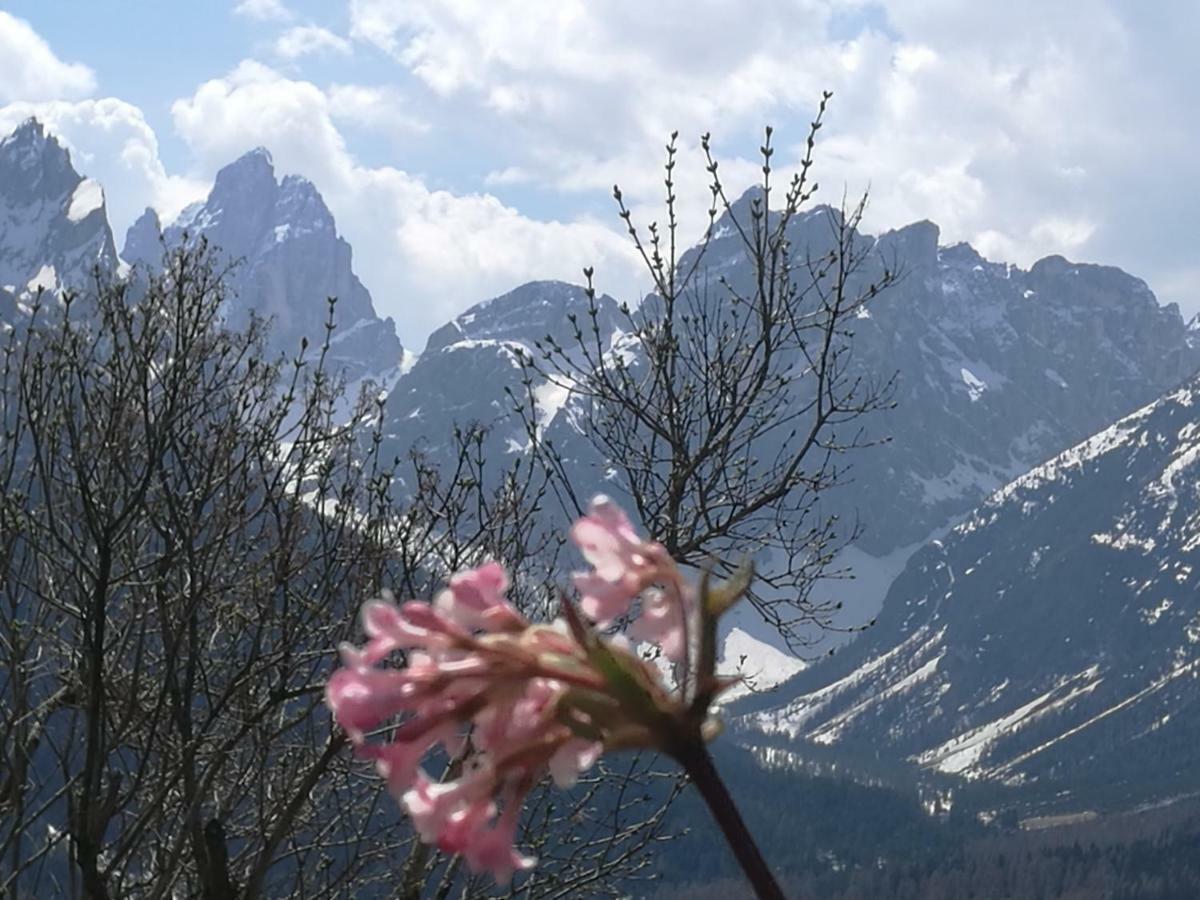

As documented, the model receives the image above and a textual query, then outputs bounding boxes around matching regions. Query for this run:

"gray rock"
[376,200,1200,648]
[380,281,621,479]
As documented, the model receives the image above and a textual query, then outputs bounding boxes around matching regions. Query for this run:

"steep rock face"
[424,280,620,354]
[380,281,620,476]
[841,232,1195,552]
[739,379,1200,809]
[125,148,403,385]
[0,120,118,296]
[121,206,161,268]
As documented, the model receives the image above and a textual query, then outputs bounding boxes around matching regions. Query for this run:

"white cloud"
[483,166,534,187]
[345,0,1200,316]
[170,61,643,345]
[1030,217,1096,251]
[274,25,352,59]
[0,11,96,103]
[4,0,1200,342]
[343,1,873,250]
[327,84,428,136]
[233,0,293,23]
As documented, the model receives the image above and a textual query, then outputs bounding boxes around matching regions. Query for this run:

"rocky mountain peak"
[275,174,335,236]
[878,220,940,273]
[381,279,624,478]
[0,119,71,182]
[211,146,276,200]
[122,207,162,268]
[0,119,73,209]
[0,119,118,293]
[424,280,620,354]
[149,147,403,385]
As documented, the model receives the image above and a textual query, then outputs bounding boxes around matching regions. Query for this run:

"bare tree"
[516,98,898,651]
[3,102,896,898]
[0,247,493,897]
[0,242,688,899]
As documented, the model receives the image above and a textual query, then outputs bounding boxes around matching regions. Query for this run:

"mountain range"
[3,117,1198,826]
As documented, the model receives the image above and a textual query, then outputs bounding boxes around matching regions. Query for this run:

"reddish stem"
[675,740,787,900]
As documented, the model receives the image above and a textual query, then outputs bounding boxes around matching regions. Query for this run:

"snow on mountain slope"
[669,201,1200,642]
[718,627,807,703]
[735,379,1200,808]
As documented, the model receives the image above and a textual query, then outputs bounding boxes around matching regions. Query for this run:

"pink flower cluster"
[326,497,696,885]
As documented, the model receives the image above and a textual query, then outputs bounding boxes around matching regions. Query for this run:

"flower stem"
[676,740,787,900]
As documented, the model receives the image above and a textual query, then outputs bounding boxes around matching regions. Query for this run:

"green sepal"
[702,560,754,618]
[557,687,622,737]
[555,704,609,742]
[558,593,677,741]
[590,635,673,723]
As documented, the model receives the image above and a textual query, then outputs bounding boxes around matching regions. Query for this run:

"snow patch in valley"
[805,540,930,642]
[398,347,419,376]
[913,665,1103,778]
[750,625,947,739]
[532,378,573,430]
[1044,368,1068,389]
[913,458,1010,507]
[332,362,407,425]
[991,658,1200,779]
[808,650,945,746]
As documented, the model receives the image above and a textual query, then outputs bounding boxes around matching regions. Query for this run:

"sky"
[1,0,1198,347]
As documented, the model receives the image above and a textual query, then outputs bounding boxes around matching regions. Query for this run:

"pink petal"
[450,561,509,604]
[548,737,602,789]
[437,796,496,854]
[436,562,526,632]
[629,589,687,662]
[325,668,415,740]
[570,496,646,582]
[461,803,536,886]
[402,768,494,845]
[400,601,469,644]
[573,571,635,625]
[359,724,455,799]
[402,773,460,843]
